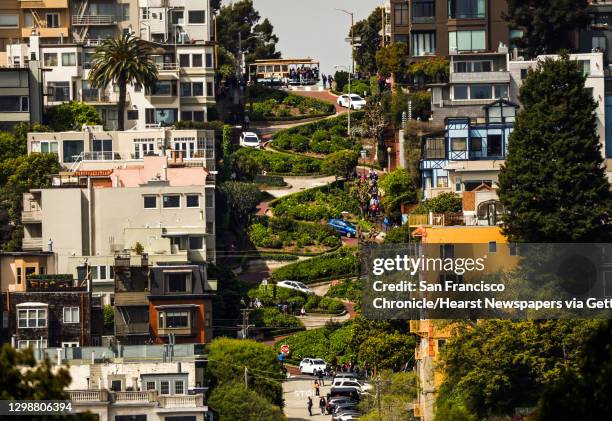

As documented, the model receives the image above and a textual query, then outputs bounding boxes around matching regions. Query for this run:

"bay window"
[449,30,486,52]
[448,0,485,19]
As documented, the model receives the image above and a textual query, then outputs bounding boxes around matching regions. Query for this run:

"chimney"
[162,163,168,181]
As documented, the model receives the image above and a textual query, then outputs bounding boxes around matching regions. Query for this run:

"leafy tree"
[497,54,612,242]
[408,57,449,83]
[359,370,418,421]
[334,71,349,92]
[207,338,285,407]
[384,224,413,244]
[362,95,389,162]
[222,125,233,158]
[352,7,383,75]
[505,0,590,58]
[0,132,26,163]
[536,320,612,420]
[375,43,407,80]
[89,33,158,131]
[357,332,415,372]
[217,0,280,66]
[220,181,261,225]
[412,192,462,215]
[44,102,102,131]
[435,320,601,419]
[103,305,114,333]
[379,169,417,217]
[323,150,358,180]
[350,181,370,218]
[208,382,285,421]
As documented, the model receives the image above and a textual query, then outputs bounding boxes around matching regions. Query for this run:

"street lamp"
[335,8,355,73]
[387,146,392,172]
[334,64,351,137]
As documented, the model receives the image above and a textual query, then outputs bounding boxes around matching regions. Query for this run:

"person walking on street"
[322,74,328,89]
[317,369,324,386]
[314,380,320,396]
[244,114,250,130]
[319,397,326,415]
[307,396,313,416]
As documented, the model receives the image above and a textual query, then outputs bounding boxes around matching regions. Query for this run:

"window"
[578,60,590,77]
[453,85,468,100]
[121,4,130,20]
[163,195,180,208]
[437,176,449,187]
[509,243,519,256]
[144,196,157,209]
[171,10,184,24]
[451,138,467,151]
[49,81,70,101]
[207,82,213,96]
[448,0,485,19]
[180,82,192,97]
[189,236,204,250]
[179,54,190,67]
[593,36,607,52]
[469,137,483,158]
[186,194,200,207]
[16,267,22,284]
[17,308,47,328]
[470,84,492,99]
[151,80,176,96]
[165,311,190,328]
[63,307,79,323]
[175,380,185,395]
[146,381,156,391]
[160,381,170,395]
[46,13,60,28]
[206,222,214,234]
[0,14,18,27]
[93,139,112,155]
[110,380,122,391]
[0,96,30,112]
[394,3,409,25]
[441,244,455,259]
[494,85,509,99]
[188,10,206,24]
[62,53,76,66]
[193,111,205,121]
[449,30,486,52]
[520,68,528,80]
[412,32,436,56]
[193,54,203,67]
[192,82,204,96]
[167,273,190,293]
[205,54,213,68]
[127,110,138,120]
[18,339,47,349]
[205,190,214,207]
[454,61,491,73]
[487,134,503,157]
[413,0,435,22]
[43,53,58,67]
[61,342,78,348]
[488,241,497,253]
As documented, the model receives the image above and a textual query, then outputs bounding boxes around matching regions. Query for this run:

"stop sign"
[280,344,290,355]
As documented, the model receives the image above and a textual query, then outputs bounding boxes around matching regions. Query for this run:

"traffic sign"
[280,344,290,355]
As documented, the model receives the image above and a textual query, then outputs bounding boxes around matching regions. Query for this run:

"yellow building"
[410,226,519,421]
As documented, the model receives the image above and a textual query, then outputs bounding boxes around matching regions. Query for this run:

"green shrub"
[270,247,359,283]
[253,307,303,328]
[412,192,463,214]
[274,323,355,363]
[233,148,322,175]
[304,295,320,310]
[326,279,362,303]
[318,297,346,313]
[290,135,309,152]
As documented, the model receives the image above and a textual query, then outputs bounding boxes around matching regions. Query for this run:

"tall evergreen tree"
[352,7,383,75]
[505,0,590,58]
[497,54,612,242]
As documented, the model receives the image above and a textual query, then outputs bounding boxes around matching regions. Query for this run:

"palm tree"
[89,33,158,131]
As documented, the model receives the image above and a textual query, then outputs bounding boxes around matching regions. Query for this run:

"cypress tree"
[497,54,612,242]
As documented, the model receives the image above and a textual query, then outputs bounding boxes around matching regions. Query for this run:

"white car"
[332,378,373,392]
[299,358,327,375]
[337,94,366,110]
[239,132,261,148]
[276,280,313,294]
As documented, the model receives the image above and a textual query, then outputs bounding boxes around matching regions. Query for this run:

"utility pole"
[244,366,248,389]
[214,15,218,69]
[239,308,253,339]
[375,375,382,421]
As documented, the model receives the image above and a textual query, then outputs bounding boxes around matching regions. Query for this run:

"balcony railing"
[68,390,205,407]
[72,15,115,26]
[158,394,204,408]
[69,390,109,402]
[115,322,150,336]
[22,209,42,222]
[155,63,179,71]
[450,71,510,84]
[22,237,43,250]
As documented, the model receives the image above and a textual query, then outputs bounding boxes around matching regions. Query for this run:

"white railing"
[69,390,109,402]
[114,391,157,402]
[158,394,204,408]
[72,15,115,26]
[450,71,510,84]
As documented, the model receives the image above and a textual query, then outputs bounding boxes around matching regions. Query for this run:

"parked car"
[332,378,373,392]
[332,409,361,421]
[330,386,361,401]
[239,131,261,148]
[276,280,313,294]
[299,358,327,375]
[337,94,367,110]
[328,219,357,237]
[326,397,357,414]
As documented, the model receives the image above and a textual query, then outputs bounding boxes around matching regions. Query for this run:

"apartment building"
[420,51,611,200]
[114,254,215,345]
[0,64,43,129]
[577,0,612,64]
[20,153,216,303]
[35,343,210,420]
[389,0,510,61]
[27,125,216,171]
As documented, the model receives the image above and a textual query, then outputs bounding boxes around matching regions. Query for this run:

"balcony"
[115,322,150,336]
[158,394,204,408]
[21,27,69,39]
[114,391,158,403]
[72,16,116,26]
[450,71,510,84]
[22,209,42,223]
[27,274,86,292]
[22,237,43,250]
[69,390,109,402]
[68,390,205,408]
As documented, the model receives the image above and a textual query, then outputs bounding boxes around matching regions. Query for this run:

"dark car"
[328,219,357,237]
[330,386,361,401]
[326,396,357,414]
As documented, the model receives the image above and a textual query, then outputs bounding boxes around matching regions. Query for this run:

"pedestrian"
[322,74,328,89]
[318,369,324,386]
[244,114,250,130]
[319,397,326,415]
[314,380,320,396]
[307,396,313,416]
[300,307,306,316]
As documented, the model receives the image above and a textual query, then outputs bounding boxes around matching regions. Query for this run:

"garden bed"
[270,247,359,284]
[247,84,335,121]
[233,147,323,175]
[248,216,341,254]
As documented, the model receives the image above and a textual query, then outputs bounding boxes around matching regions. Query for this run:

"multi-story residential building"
[0,251,56,292]
[420,51,612,200]
[114,254,215,345]
[6,273,104,349]
[3,0,216,130]
[0,64,43,130]
[37,343,210,420]
[577,0,612,64]
[20,152,216,304]
[27,126,216,170]
[389,0,510,61]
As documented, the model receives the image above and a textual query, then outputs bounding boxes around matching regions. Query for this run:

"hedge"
[248,216,341,250]
[270,247,359,284]
[233,147,323,175]
[326,278,362,303]
[253,174,287,187]
[274,323,355,364]
[271,183,360,221]
[248,85,334,121]
[252,307,303,329]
